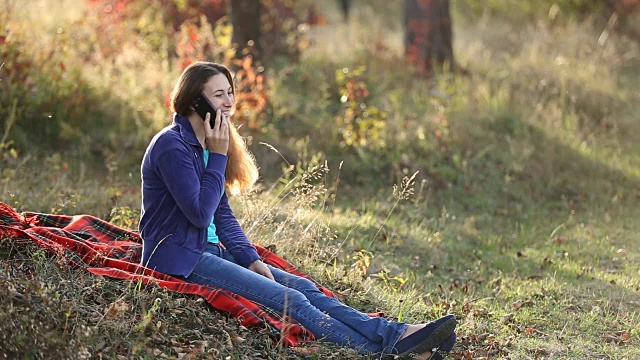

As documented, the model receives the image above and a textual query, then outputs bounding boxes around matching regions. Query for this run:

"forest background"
[1,0,639,358]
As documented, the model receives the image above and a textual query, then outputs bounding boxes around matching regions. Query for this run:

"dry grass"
[2,0,640,359]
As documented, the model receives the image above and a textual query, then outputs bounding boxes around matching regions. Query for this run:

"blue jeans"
[183,243,408,355]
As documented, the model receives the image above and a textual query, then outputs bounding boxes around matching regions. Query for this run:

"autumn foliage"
[83,0,315,131]
[0,0,320,157]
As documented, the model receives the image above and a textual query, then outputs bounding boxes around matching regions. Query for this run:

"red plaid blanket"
[0,202,381,347]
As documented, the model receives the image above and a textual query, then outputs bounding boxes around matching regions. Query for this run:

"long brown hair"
[170,61,259,194]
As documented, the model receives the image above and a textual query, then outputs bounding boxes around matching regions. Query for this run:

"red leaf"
[620,331,631,342]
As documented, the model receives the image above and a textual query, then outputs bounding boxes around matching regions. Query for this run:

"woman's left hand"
[249,260,275,281]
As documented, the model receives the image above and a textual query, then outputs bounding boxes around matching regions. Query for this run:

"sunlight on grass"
[2,0,640,358]
[11,0,86,32]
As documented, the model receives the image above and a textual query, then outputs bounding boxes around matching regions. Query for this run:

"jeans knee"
[289,277,322,297]
[280,289,332,324]
[280,287,307,306]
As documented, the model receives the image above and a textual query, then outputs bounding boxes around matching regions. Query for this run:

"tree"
[338,0,352,22]
[230,0,262,61]
[404,0,455,74]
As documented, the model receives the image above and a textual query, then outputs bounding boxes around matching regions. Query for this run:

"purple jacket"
[139,114,260,277]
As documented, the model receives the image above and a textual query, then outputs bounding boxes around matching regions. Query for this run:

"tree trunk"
[230,0,262,61]
[404,0,455,74]
[339,0,352,22]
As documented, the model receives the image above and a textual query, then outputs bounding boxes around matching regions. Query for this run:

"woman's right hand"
[204,109,229,155]
[249,259,275,281]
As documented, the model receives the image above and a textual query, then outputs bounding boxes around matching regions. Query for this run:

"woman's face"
[202,73,235,118]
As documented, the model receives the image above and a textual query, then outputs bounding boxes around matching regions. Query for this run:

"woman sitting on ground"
[138,61,457,359]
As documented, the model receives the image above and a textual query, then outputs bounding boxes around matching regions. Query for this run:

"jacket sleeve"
[154,143,228,229]
[215,192,261,268]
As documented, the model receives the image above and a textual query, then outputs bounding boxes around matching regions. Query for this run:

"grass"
[2,0,640,359]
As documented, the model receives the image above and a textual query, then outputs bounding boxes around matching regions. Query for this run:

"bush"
[456,0,640,39]
[0,15,156,170]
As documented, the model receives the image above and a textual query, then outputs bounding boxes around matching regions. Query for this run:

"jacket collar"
[173,113,201,147]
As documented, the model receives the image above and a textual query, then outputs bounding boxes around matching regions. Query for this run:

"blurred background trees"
[404,0,455,74]
[1,0,639,184]
[2,3,639,360]
[230,0,261,61]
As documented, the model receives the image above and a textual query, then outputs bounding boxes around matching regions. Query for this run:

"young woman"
[139,61,457,359]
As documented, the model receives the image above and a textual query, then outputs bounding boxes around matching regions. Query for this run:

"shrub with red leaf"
[231,56,269,132]
[85,0,227,60]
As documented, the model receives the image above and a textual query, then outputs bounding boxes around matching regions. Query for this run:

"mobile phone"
[192,92,217,127]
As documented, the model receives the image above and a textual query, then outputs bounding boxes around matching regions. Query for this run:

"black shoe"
[428,331,456,360]
[392,314,457,359]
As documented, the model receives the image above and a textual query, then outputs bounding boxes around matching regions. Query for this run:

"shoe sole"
[428,332,456,360]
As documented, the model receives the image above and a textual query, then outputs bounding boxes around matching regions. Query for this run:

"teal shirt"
[203,150,221,244]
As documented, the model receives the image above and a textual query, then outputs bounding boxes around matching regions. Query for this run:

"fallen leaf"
[190,340,208,351]
[178,353,197,360]
[472,307,490,317]
[525,327,535,335]
[620,331,631,342]
[513,300,533,310]
[207,348,220,357]
[334,288,352,301]
[536,348,550,355]
[602,330,631,344]
[564,304,578,311]
[503,313,514,324]
[104,300,129,320]
[289,345,322,354]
